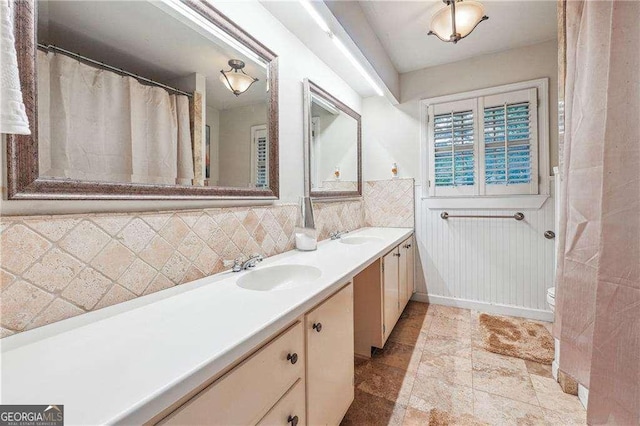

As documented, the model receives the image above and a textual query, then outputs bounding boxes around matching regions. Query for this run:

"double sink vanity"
[2,228,414,425]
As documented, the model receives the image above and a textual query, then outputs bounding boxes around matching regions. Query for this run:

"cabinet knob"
[288,415,299,426]
[312,322,322,332]
[286,353,298,364]
[394,252,401,257]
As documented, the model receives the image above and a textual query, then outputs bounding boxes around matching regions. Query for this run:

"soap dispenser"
[295,196,317,251]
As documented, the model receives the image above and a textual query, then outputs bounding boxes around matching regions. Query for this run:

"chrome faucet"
[329,230,348,240]
[225,254,264,272]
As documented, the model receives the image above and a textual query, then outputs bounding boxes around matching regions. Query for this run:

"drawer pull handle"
[288,415,299,426]
[312,322,322,332]
[286,353,298,364]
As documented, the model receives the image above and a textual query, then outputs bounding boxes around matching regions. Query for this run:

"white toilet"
[547,287,556,312]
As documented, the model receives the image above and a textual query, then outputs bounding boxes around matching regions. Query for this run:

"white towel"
[0,0,30,135]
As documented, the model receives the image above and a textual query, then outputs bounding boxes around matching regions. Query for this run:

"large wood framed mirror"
[7,0,279,199]
[303,79,361,199]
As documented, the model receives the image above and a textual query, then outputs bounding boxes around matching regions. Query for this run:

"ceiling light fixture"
[219,59,259,96]
[299,0,384,97]
[428,0,488,44]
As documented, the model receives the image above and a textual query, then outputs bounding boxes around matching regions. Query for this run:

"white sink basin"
[339,236,383,245]
[236,265,322,291]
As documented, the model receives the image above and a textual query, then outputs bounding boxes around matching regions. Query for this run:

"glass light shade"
[219,71,256,95]
[430,0,486,41]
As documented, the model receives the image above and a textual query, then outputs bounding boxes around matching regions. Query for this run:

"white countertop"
[0,227,412,425]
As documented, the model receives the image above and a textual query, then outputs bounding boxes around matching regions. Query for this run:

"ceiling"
[261,1,377,97]
[357,0,558,73]
[37,0,268,110]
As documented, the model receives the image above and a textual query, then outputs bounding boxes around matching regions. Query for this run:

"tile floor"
[342,302,587,426]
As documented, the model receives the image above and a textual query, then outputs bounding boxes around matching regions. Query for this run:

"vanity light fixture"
[428,0,488,44]
[219,59,259,96]
[299,0,384,96]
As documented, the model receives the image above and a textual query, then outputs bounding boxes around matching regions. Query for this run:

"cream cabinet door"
[382,249,400,342]
[399,244,408,310]
[399,236,414,309]
[404,237,415,299]
[305,283,354,426]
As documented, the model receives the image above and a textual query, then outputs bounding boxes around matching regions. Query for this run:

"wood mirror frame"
[7,0,279,200]
[303,79,362,200]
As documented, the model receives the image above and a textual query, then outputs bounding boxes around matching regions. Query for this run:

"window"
[251,125,269,189]
[425,80,546,199]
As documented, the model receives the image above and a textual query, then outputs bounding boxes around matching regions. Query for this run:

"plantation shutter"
[428,99,478,196]
[480,88,538,195]
[251,125,269,189]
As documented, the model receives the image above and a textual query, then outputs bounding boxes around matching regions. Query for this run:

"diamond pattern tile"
[364,178,415,228]
[0,184,414,337]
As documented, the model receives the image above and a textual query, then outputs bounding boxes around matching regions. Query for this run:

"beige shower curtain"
[555,1,639,424]
[37,50,194,185]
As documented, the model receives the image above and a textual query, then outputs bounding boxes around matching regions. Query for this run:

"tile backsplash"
[364,178,415,228]
[0,202,361,337]
[0,180,412,337]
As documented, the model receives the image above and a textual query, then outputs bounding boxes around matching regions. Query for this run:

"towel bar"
[440,212,525,221]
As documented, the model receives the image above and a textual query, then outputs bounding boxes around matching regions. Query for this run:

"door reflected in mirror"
[36,0,271,190]
[304,80,361,198]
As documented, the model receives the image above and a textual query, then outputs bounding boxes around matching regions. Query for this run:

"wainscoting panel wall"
[414,188,556,320]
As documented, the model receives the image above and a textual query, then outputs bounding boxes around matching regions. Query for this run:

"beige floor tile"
[403,406,489,426]
[429,315,472,341]
[472,349,539,405]
[429,305,472,323]
[356,361,415,406]
[525,360,554,379]
[423,334,472,359]
[341,389,406,426]
[542,407,587,425]
[403,301,430,316]
[530,375,586,416]
[473,390,547,425]
[387,321,428,349]
[408,375,474,417]
[372,340,422,373]
[419,337,473,387]
[398,309,432,331]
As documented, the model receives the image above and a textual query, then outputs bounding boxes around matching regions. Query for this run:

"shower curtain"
[555,1,639,424]
[37,50,195,185]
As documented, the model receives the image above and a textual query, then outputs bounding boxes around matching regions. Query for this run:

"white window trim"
[419,78,550,209]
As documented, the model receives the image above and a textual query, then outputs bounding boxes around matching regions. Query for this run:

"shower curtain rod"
[37,44,193,98]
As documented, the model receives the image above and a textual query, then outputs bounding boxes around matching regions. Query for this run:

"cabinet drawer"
[257,379,305,426]
[161,322,304,426]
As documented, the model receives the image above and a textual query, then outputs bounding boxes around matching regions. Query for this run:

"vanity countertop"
[0,227,413,425]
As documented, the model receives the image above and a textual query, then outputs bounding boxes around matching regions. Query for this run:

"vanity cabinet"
[305,283,354,426]
[382,248,401,342]
[399,236,414,309]
[159,322,305,425]
[354,234,415,357]
[157,283,354,426]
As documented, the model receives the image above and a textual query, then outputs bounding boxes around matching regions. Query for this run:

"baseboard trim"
[578,384,589,409]
[411,293,554,322]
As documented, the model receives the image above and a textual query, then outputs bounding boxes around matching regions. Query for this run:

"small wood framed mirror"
[303,79,362,199]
